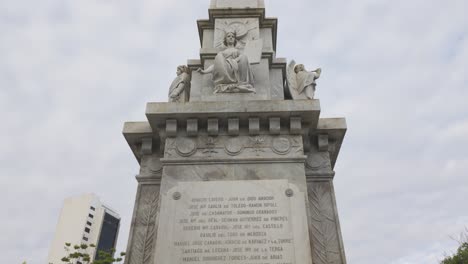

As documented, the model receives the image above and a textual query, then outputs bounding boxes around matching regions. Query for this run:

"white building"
[47,194,120,264]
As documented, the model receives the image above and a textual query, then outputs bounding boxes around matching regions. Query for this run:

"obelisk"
[123,1,347,263]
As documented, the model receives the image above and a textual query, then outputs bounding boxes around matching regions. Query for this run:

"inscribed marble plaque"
[154,180,312,264]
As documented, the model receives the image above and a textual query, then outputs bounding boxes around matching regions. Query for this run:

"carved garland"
[308,183,342,264]
[131,191,160,264]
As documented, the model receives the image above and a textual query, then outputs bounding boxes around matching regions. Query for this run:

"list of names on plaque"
[170,181,296,264]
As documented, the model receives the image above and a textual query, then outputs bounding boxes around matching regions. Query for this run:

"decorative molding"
[269,117,281,134]
[308,182,343,264]
[305,152,331,171]
[202,136,219,157]
[140,138,153,155]
[186,119,198,136]
[249,135,265,156]
[207,118,219,135]
[290,117,302,134]
[249,117,260,135]
[228,118,239,136]
[161,157,307,165]
[271,137,291,155]
[165,120,177,137]
[175,137,197,157]
[224,137,243,156]
[318,134,329,152]
[164,135,303,160]
[139,155,163,178]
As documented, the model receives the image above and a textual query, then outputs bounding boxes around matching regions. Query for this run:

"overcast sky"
[1,0,467,263]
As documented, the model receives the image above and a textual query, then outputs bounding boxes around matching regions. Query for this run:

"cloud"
[1,0,467,263]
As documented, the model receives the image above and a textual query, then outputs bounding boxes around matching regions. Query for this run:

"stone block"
[186,119,198,136]
[318,134,329,152]
[140,138,153,155]
[290,117,302,134]
[207,118,219,135]
[269,117,281,134]
[269,68,284,99]
[166,120,177,137]
[249,117,260,135]
[228,118,239,135]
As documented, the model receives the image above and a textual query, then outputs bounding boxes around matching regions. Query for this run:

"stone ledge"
[146,100,320,131]
[122,122,154,163]
[316,118,347,169]
[161,156,307,165]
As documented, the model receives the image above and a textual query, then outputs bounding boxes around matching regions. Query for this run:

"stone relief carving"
[249,136,266,156]
[168,65,191,102]
[139,155,163,176]
[130,188,160,264]
[271,137,291,155]
[202,136,219,157]
[164,135,303,159]
[305,152,331,172]
[308,182,342,264]
[287,60,322,100]
[175,137,197,157]
[224,137,243,156]
[214,18,259,49]
[198,31,256,93]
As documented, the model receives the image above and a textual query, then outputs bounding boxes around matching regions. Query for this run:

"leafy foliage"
[441,243,468,264]
[58,243,125,264]
[441,230,468,264]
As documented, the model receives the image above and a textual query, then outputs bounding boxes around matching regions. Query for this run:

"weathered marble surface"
[287,60,322,100]
[155,180,311,264]
[125,183,160,264]
[210,0,265,9]
[191,58,271,101]
[123,1,348,264]
[163,135,304,161]
[306,180,346,264]
[214,18,260,50]
[168,65,191,103]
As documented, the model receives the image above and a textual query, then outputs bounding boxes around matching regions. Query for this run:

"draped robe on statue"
[168,72,190,102]
[212,47,255,93]
[296,70,319,99]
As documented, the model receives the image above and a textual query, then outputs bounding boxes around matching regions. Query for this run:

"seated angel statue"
[197,31,255,93]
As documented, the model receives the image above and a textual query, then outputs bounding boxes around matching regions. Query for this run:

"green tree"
[59,243,125,264]
[441,230,468,264]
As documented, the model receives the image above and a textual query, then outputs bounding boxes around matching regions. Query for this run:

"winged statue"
[286,60,322,100]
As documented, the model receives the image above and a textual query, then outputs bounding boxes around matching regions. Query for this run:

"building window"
[83,236,88,241]
[85,227,90,233]
[95,212,120,260]
[86,221,92,226]
[90,206,95,211]
[88,213,94,218]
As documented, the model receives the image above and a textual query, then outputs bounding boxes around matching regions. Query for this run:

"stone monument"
[123,1,347,264]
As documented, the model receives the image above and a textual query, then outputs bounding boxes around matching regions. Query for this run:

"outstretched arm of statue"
[313,68,322,78]
[196,65,214,74]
